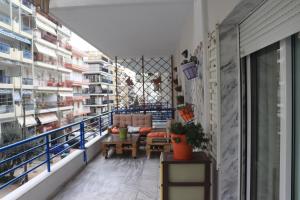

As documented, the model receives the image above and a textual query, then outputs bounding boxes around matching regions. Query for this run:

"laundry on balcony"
[34,43,57,58]
[17,115,37,127]
[37,113,59,125]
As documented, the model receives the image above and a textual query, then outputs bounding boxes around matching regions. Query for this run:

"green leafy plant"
[175,85,182,92]
[176,95,184,105]
[170,122,208,149]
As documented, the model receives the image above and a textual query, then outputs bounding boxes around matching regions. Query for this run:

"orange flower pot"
[171,134,192,160]
[178,104,194,122]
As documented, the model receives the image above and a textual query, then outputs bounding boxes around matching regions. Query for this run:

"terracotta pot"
[171,134,192,160]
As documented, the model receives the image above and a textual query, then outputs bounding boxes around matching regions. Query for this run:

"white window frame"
[244,37,292,200]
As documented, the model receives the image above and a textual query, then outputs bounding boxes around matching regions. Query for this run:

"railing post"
[110,111,113,126]
[80,122,87,163]
[99,116,102,136]
[45,135,51,172]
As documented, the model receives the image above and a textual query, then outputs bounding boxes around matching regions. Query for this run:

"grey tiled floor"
[52,153,160,200]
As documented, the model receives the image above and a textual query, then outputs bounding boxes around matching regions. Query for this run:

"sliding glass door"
[250,43,280,200]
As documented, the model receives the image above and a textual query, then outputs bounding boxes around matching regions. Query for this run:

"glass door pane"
[250,43,280,200]
[294,34,300,200]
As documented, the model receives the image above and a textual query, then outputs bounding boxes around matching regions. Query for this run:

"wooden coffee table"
[101,134,139,159]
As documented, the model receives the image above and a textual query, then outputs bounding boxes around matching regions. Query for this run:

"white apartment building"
[0,1,93,144]
[0,0,34,143]
[84,51,115,115]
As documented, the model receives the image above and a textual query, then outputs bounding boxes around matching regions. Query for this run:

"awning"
[36,20,57,36]
[0,28,31,45]
[34,43,57,58]
[17,115,37,127]
[37,113,58,125]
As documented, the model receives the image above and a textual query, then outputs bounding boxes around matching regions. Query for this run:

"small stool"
[146,132,171,159]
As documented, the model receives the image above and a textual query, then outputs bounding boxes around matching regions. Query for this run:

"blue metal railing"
[0,112,112,190]
[0,107,174,191]
[0,42,10,54]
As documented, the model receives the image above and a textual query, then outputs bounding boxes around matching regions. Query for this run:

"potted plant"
[170,122,208,160]
[173,78,178,85]
[175,85,182,92]
[176,95,184,105]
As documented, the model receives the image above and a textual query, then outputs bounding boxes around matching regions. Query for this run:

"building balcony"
[0,104,14,114]
[0,76,12,84]
[102,100,114,104]
[46,80,73,88]
[22,78,33,85]
[65,63,89,72]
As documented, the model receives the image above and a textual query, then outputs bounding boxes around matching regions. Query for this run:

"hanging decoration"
[125,77,134,86]
[177,104,194,123]
[152,75,162,92]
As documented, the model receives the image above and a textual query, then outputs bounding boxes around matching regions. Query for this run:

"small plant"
[175,85,182,92]
[173,79,178,85]
[170,122,208,149]
[176,95,184,105]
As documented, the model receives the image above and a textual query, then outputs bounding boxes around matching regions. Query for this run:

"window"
[250,43,280,200]
[0,89,13,113]
[21,9,33,33]
[0,0,11,25]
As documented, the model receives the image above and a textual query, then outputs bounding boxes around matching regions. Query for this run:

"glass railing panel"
[0,42,10,54]
[23,50,32,59]
[0,76,12,84]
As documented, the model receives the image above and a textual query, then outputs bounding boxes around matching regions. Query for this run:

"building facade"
[0,1,92,144]
[84,51,115,115]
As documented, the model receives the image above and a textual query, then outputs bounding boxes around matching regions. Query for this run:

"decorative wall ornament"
[125,77,134,86]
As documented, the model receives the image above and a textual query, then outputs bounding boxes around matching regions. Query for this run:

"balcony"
[0,104,13,114]
[0,76,12,84]
[22,0,33,9]
[41,32,57,45]
[22,78,33,85]
[102,100,114,104]
[101,78,113,84]
[23,50,32,60]
[0,42,10,55]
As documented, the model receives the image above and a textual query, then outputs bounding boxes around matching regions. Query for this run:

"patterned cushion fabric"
[113,114,132,128]
[112,127,120,134]
[132,114,152,128]
[147,132,169,138]
[139,127,152,134]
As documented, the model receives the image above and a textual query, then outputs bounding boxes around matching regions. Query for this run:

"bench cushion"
[112,127,119,134]
[147,132,169,138]
[139,127,152,134]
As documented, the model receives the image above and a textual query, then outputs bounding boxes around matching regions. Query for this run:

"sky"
[70,33,98,52]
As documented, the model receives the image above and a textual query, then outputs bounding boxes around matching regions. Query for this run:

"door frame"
[243,38,292,200]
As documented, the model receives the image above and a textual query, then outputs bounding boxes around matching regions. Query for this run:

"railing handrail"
[0,107,174,191]
[0,112,110,153]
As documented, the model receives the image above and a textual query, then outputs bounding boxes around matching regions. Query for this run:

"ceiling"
[50,0,194,57]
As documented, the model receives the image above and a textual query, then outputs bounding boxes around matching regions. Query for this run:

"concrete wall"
[3,135,105,200]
